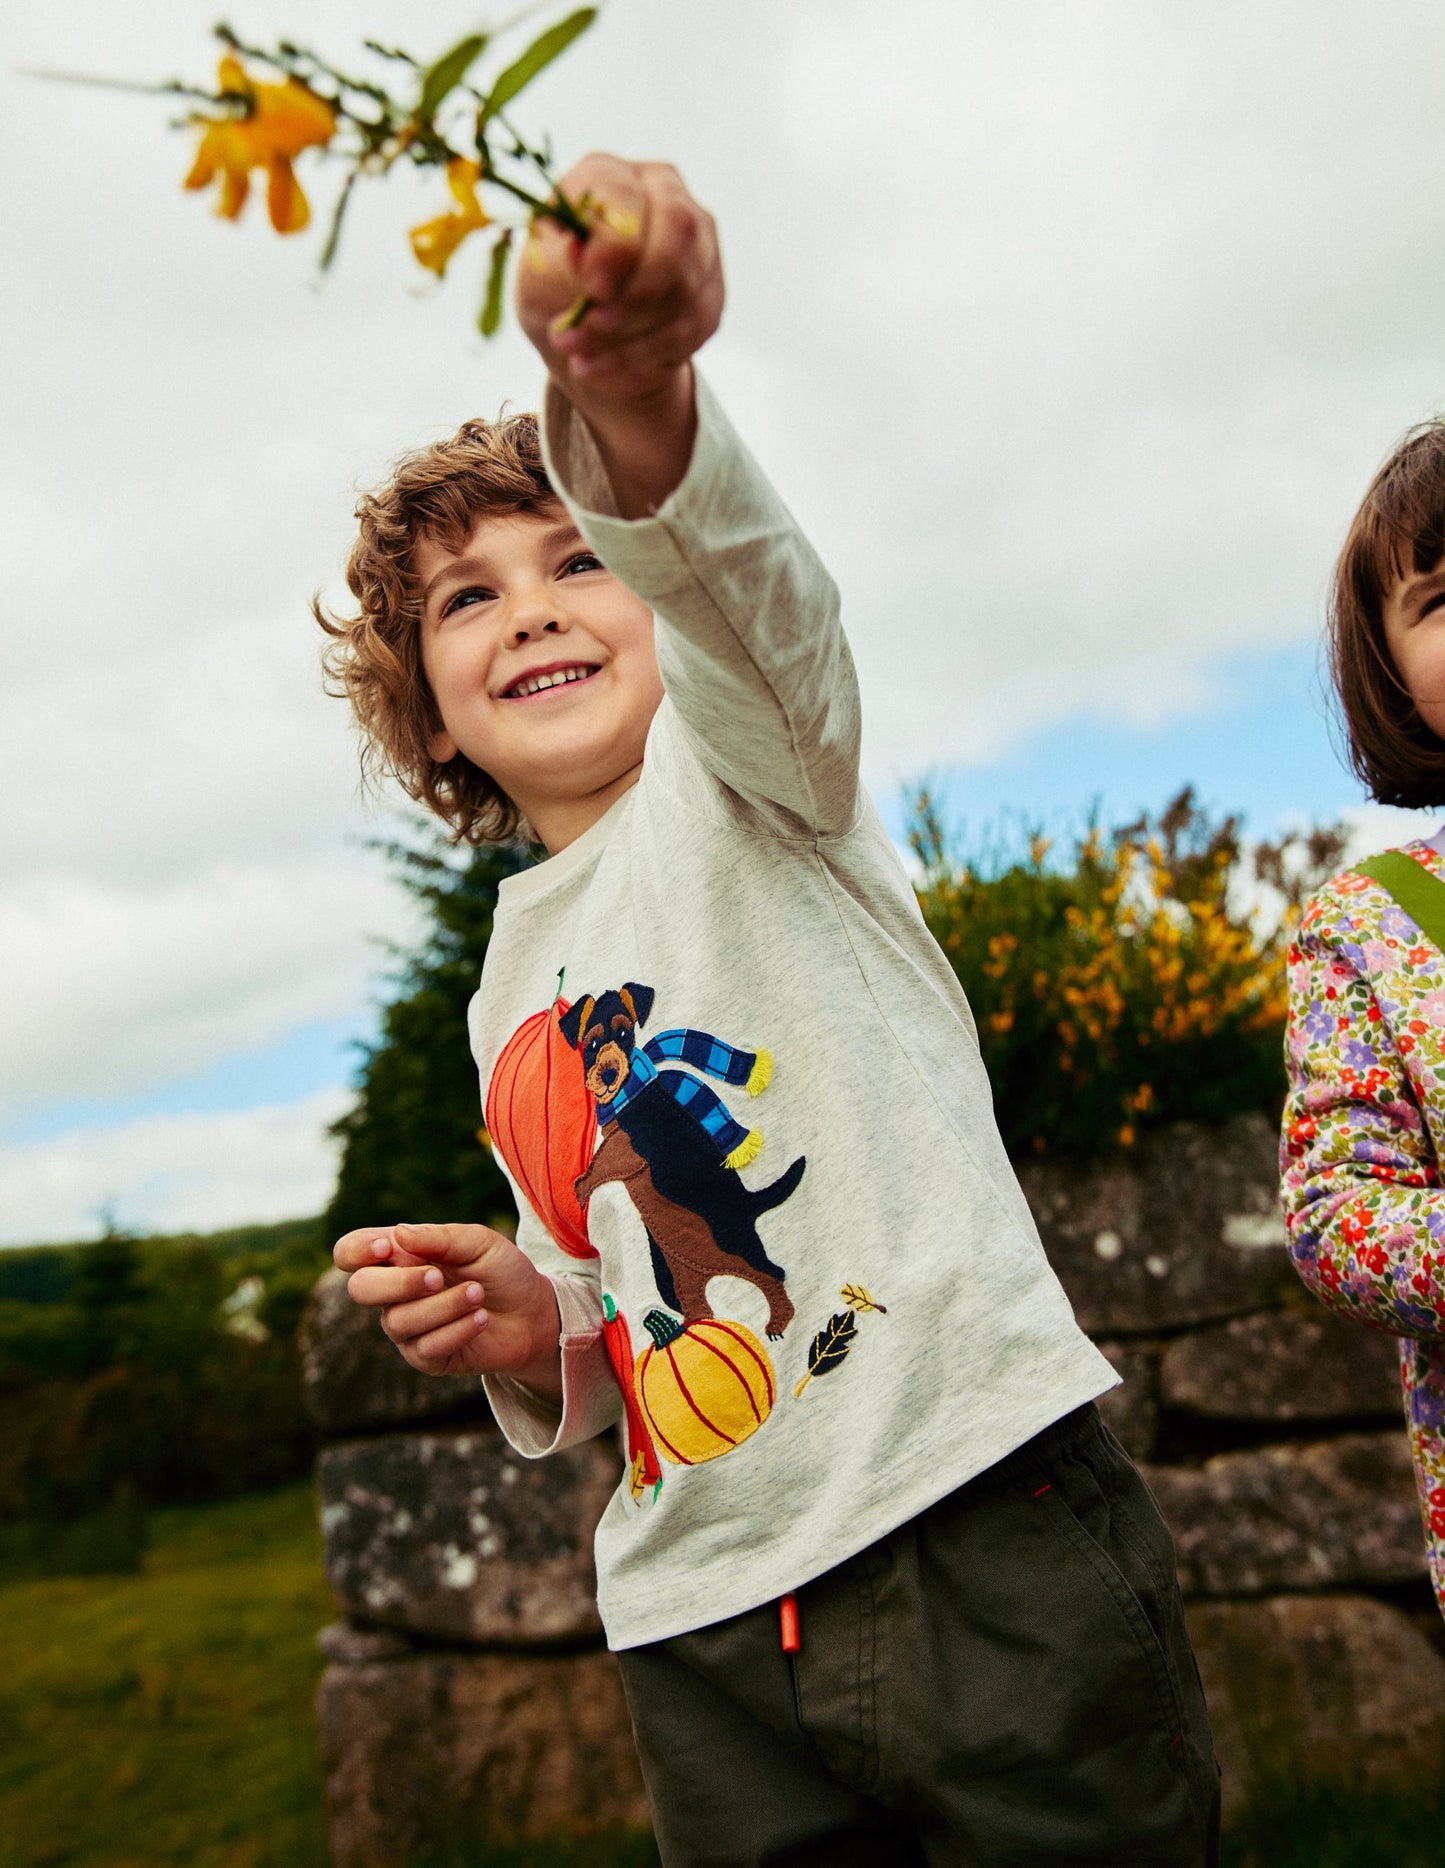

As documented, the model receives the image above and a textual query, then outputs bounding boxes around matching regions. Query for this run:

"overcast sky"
[5,0,1445,1242]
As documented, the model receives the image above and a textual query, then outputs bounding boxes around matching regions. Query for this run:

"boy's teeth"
[510,665,594,698]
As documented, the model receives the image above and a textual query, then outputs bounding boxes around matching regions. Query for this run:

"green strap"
[1355,850,1445,952]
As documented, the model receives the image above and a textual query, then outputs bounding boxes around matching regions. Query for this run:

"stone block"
[1017,1113,1299,1336]
[1094,1340,1160,1459]
[1160,1307,1403,1422]
[316,1620,415,1665]
[1186,1594,1445,1823]
[301,1268,494,1439]
[317,1645,651,1864]
[1143,1431,1427,1597]
[319,1428,620,1645]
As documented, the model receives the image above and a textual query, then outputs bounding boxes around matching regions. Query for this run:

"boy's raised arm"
[517,156,861,837]
[518,155,715,521]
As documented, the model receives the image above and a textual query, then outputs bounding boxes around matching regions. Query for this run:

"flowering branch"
[29,10,600,336]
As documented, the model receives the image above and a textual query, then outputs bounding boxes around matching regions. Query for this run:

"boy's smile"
[501,660,600,701]
[415,506,663,851]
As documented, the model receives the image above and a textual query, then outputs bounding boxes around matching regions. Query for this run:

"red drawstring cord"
[779,1592,800,1653]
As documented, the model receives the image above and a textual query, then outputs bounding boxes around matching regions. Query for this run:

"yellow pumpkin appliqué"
[635,1309,775,1466]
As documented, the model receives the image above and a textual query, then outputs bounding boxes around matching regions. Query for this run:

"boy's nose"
[504,607,571,650]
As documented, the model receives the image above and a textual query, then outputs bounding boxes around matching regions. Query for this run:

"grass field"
[0,1483,659,1868]
[1,1483,333,1868]
[1,1478,1438,1867]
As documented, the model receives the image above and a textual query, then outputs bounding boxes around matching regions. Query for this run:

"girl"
[1282,420,1445,1620]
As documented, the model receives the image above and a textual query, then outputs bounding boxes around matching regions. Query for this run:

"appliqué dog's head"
[558,982,655,1104]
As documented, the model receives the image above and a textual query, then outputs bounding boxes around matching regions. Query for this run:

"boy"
[330,154,1219,1865]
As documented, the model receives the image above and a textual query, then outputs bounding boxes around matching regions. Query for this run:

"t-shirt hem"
[597,1353,1120,1650]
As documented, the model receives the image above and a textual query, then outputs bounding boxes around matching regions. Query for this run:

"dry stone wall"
[301,1273,650,1865]
[1017,1111,1445,1822]
[304,1112,1445,1856]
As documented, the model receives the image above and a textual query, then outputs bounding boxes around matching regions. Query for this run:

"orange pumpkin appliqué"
[485,996,597,1260]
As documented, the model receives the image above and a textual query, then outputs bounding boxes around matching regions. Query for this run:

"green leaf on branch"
[479,228,514,337]
[318,168,358,273]
[417,32,488,122]
[480,8,596,124]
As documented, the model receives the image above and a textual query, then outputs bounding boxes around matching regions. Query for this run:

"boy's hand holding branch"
[334,1223,563,1401]
[517,153,724,516]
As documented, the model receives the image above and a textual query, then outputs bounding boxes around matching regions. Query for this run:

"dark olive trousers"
[616,1404,1220,1867]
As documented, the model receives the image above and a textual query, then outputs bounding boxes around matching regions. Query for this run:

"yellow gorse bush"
[911,788,1344,1160]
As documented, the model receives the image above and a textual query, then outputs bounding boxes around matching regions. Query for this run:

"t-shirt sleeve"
[482,1192,624,1454]
[540,370,862,836]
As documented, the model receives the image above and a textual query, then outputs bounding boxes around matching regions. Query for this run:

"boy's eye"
[440,585,493,617]
[1421,591,1445,620]
[561,551,603,576]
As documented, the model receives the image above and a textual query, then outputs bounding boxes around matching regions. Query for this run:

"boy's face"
[415,503,663,847]
[1384,548,1445,740]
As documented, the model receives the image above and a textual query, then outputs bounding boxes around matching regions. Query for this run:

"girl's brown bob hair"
[316,412,556,844]
[1331,419,1445,808]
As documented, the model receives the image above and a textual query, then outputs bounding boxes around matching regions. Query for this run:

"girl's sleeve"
[540,371,861,837]
[1281,906,1445,1339]
[482,1202,624,1456]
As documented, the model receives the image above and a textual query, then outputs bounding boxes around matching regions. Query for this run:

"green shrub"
[0,1226,329,1532]
[323,835,531,1243]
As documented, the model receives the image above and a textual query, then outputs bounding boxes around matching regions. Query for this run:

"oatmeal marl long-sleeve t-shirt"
[473,373,1117,1651]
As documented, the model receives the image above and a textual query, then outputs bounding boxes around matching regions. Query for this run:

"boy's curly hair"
[1331,419,1445,808]
[316,412,557,843]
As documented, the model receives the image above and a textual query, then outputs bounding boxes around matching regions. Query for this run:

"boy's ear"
[426,724,459,763]
[620,983,654,1027]
[558,995,595,1051]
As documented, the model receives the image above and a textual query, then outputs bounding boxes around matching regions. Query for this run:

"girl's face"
[1384,551,1445,739]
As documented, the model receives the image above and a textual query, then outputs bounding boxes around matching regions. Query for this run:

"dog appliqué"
[559,983,803,1341]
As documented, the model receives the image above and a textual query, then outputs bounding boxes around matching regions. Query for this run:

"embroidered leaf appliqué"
[793,1310,856,1397]
[839,1282,888,1315]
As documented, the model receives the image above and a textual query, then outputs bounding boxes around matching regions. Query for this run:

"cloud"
[0,850,421,1121]
[0,1089,350,1244]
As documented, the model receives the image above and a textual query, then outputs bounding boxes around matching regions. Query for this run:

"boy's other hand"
[333,1222,562,1399]
[516,154,722,515]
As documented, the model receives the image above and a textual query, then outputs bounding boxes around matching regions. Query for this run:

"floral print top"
[1282,840,1445,1619]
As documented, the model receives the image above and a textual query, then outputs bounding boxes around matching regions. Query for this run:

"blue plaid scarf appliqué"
[597,1027,758,1161]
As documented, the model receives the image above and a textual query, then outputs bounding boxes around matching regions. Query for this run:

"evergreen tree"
[323,834,533,1242]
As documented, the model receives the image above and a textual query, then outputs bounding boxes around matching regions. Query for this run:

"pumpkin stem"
[553,965,566,1003]
[642,1307,685,1350]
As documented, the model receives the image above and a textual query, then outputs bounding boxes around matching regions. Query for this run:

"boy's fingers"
[390,1221,493,1267]
[557,152,648,304]
[381,1281,487,1346]
[404,1310,490,1372]
[332,1227,397,1271]
[619,171,716,312]
[562,223,721,376]
[347,1263,449,1309]
[573,201,646,306]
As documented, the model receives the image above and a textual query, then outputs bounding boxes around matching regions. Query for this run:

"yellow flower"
[185,57,336,233]
[409,158,491,277]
